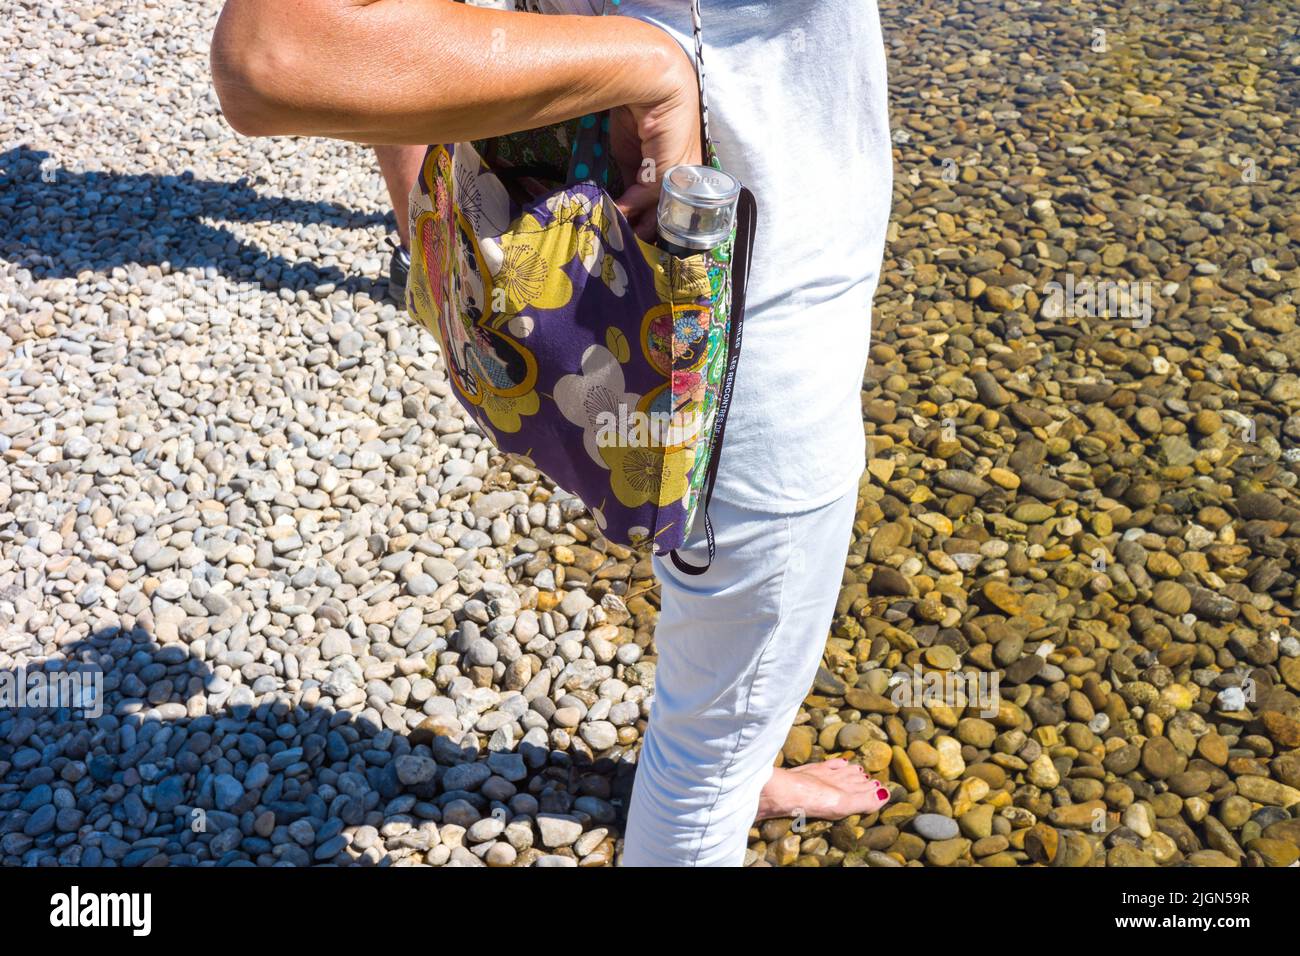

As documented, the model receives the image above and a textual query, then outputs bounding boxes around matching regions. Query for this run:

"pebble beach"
[1,0,1299,867]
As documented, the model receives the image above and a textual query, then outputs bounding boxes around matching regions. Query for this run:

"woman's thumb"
[614,180,660,241]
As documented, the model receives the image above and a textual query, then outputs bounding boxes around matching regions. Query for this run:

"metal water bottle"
[656,164,741,258]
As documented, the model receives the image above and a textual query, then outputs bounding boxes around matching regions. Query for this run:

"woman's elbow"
[211,66,278,137]
[210,11,304,136]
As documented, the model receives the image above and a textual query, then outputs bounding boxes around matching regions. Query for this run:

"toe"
[845,776,892,815]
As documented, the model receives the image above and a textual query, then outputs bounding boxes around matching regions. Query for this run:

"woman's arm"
[210,0,699,168]
[211,0,699,233]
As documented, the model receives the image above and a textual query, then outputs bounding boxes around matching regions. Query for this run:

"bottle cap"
[656,164,741,252]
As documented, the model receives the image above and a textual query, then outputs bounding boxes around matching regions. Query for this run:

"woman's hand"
[609,48,702,241]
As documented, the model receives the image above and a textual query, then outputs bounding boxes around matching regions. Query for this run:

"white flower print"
[454,143,511,238]
[553,344,642,467]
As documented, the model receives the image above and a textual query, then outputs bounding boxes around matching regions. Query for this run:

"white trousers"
[620,484,859,866]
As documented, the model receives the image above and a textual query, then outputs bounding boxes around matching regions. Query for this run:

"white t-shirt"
[537,0,893,513]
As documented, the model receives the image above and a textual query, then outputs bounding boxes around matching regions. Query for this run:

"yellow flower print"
[598,443,691,508]
[493,214,572,310]
[494,223,573,310]
[496,241,548,302]
[479,388,540,434]
[653,253,711,302]
[606,327,630,363]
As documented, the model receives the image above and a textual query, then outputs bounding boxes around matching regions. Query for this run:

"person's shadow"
[0,624,630,866]
[0,144,394,297]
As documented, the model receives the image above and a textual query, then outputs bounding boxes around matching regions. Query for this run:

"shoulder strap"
[687,0,719,168]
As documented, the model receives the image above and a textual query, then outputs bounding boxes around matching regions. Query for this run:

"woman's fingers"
[614,181,660,241]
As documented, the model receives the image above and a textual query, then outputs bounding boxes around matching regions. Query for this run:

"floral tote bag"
[406,0,756,573]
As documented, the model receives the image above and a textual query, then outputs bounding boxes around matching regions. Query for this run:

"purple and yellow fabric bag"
[406,0,755,572]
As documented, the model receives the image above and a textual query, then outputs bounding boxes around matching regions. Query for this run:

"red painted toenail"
[876,788,890,801]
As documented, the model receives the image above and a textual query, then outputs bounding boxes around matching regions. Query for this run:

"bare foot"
[755,759,892,822]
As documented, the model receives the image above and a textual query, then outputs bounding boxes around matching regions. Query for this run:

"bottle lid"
[656,164,741,251]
